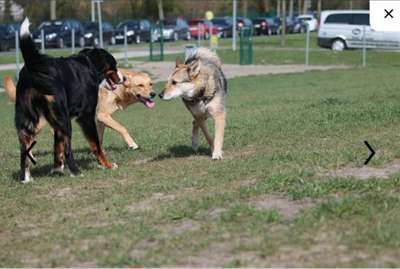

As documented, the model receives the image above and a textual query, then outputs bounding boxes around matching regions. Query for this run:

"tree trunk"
[289,0,293,17]
[302,0,308,14]
[281,0,286,46]
[277,0,281,17]
[157,0,164,21]
[298,0,302,15]
[242,0,248,18]
[317,0,322,19]
[263,0,270,12]
[349,0,353,10]
[50,0,56,20]
[3,0,12,22]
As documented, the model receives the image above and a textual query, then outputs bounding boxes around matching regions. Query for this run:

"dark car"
[84,21,115,47]
[114,19,151,44]
[236,17,253,31]
[265,17,281,35]
[159,18,190,41]
[0,23,19,51]
[33,19,85,48]
[292,16,308,33]
[252,17,270,35]
[212,16,233,38]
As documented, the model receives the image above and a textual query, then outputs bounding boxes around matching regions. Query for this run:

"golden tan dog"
[159,48,227,160]
[96,68,155,149]
[3,69,155,152]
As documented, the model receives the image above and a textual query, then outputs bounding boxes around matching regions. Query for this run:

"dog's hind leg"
[50,130,66,175]
[77,115,116,169]
[192,120,200,151]
[17,129,34,183]
[210,111,225,160]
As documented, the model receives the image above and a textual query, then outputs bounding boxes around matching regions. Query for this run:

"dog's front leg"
[192,120,200,151]
[198,120,214,150]
[96,120,106,147]
[211,111,225,160]
[97,112,138,149]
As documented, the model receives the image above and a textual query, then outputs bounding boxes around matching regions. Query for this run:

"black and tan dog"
[159,48,227,160]
[15,17,121,183]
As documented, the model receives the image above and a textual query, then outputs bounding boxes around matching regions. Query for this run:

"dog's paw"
[50,166,64,176]
[70,172,83,178]
[192,141,199,151]
[211,151,223,160]
[129,143,139,150]
[111,163,118,169]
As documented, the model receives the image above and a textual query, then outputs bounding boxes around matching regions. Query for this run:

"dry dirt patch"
[324,159,400,180]
[251,193,315,219]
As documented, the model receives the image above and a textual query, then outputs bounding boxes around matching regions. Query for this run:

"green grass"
[2,61,400,266]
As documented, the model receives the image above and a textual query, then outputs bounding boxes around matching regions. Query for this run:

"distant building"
[0,0,24,22]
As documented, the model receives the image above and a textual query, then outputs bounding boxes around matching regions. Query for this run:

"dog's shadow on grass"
[10,146,128,180]
[151,145,210,162]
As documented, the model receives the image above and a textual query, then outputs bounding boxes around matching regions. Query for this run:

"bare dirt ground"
[324,159,400,180]
[129,61,350,82]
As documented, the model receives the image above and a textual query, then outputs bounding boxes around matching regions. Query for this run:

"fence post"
[248,28,253,64]
[15,31,20,79]
[209,21,212,48]
[71,28,75,54]
[239,28,244,65]
[124,25,128,66]
[305,24,310,65]
[40,29,45,54]
[362,25,366,67]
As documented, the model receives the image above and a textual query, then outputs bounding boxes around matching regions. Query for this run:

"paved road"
[0,47,184,71]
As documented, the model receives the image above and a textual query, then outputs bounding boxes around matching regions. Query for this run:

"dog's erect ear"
[175,57,183,67]
[187,60,201,79]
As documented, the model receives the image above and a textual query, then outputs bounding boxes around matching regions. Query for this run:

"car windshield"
[39,21,63,31]
[0,25,6,34]
[164,20,176,26]
[85,23,99,31]
[189,20,204,25]
[212,18,228,25]
[117,21,139,29]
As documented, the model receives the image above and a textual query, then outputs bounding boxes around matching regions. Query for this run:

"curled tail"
[20,17,45,68]
[3,75,16,102]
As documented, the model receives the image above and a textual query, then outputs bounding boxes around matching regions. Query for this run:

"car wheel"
[186,31,191,40]
[331,39,346,51]
[58,38,64,49]
[173,32,179,41]
[135,34,141,44]
[79,37,85,48]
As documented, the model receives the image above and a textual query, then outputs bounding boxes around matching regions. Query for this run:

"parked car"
[33,19,85,48]
[114,19,151,44]
[297,14,318,31]
[318,10,400,51]
[265,17,281,35]
[292,16,308,33]
[212,16,233,38]
[156,18,190,41]
[83,21,115,47]
[236,17,253,31]
[0,23,19,51]
[188,18,218,39]
[252,17,270,35]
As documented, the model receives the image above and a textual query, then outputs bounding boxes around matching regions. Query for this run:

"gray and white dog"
[159,48,227,160]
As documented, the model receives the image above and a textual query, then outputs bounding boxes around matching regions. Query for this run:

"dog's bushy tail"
[185,47,221,68]
[20,17,46,68]
[3,75,16,102]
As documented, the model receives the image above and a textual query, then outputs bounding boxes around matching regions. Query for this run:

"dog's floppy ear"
[187,60,201,79]
[175,57,183,67]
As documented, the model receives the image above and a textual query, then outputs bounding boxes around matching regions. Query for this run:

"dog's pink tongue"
[145,100,155,108]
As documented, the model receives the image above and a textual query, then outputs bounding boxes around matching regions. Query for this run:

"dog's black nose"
[150,92,156,99]
[158,93,164,99]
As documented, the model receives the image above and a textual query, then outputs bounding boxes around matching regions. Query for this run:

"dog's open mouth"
[137,94,155,108]
[106,77,117,90]
[105,71,122,91]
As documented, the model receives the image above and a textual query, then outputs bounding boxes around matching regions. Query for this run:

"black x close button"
[384,8,394,18]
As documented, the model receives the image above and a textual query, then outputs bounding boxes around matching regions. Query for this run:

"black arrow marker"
[25,141,37,165]
[364,141,375,165]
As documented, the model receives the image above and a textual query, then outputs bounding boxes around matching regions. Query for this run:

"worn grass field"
[2,48,400,266]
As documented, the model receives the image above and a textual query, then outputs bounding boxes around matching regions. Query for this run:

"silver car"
[318,10,400,51]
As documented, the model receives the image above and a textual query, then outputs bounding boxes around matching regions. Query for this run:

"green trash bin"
[239,27,253,65]
[150,22,164,61]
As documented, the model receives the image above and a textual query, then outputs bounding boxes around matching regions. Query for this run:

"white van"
[318,10,400,51]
